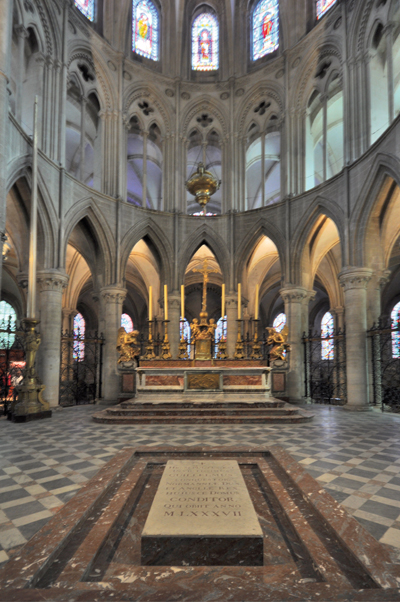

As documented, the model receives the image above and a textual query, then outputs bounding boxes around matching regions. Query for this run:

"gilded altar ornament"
[142,321,156,360]
[10,318,50,419]
[266,325,291,361]
[190,258,219,360]
[185,162,221,211]
[250,329,263,359]
[117,327,140,363]
[234,327,245,360]
[216,321,228,360]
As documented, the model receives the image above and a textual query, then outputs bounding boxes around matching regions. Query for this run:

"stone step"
[120,401,285,409]
[106,407,298,417]
[92,409,314,424]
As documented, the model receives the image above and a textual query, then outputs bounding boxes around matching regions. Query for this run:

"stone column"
[168,294,181,358]
[280,286,316,403]
[80,97,86,183]
[14,25,28,122]
[367,270,391,328]
[36,270,69,407]
[99,286,126,405]
[142,130,148,208]
[339,267,373,410]
[226,294,237,358]
[331,306,345,330]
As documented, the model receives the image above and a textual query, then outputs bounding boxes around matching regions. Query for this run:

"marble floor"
[0,404,400,570]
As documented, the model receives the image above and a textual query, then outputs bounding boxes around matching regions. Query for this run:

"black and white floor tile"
[0,404,400,567]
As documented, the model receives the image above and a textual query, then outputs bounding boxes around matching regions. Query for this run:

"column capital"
[371,269,391,290]
[37,270,69,293]
[280,285,316,303]
[14,24,29,39]
[99,285,127,303]
[339,267,373,292]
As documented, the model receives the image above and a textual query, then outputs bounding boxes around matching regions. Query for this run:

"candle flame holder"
[142,320,156,360]
[250,319,263,359]
[234,319,245,360]
[160,320,172,360]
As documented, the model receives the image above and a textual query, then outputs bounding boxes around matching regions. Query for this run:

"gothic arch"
[123,85,172,134]
[181,96,228,138]
[120,218,173,287]
[237,82,284,137]
[178,225,230,287]
[235,220,286,288]
[352,154,400,266]
[62,199,116,285]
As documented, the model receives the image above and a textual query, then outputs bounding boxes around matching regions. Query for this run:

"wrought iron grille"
[302,327,347,405]
[59,329,104,407]
[368,317,400,412]
[0,318,26,416]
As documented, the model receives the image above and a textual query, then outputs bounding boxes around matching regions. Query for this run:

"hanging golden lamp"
[185,163,221,211]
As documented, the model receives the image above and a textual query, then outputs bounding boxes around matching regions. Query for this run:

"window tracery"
[132,0,159,61]
[252,0,279,61]
[0,301,17,348]
[121,314,134,333]
[316,0,337,20]
[192,13,219,71]
[321,311,334,360]
[392,302,400,359]
[73,313,86,362]
[74,0,95,22]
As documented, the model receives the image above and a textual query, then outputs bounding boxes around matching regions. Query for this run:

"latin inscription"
[142,460,263,537]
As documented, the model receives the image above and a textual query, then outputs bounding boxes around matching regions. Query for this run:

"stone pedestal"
[99,286,127,404]
[339,268,373,411]
[36,270,69,407]
[280,286,315,403]
[226,295,237,358]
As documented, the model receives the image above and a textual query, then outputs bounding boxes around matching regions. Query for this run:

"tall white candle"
[27,97,39,319]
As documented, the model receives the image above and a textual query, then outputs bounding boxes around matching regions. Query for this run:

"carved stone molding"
[37,270,69,293]
[339,268,373,292]
[279,286,316,304]
[99,286,127,304]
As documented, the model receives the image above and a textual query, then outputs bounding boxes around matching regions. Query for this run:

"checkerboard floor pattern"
[1,404,400,568]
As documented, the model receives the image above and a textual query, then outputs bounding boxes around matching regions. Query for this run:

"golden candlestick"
[251,319,263,359]
[142,320,156,360]
[234,319,245,360]
[216,318,228,360]
[160,320,172,360]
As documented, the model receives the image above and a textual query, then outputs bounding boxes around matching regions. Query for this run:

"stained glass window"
[192,13,219,71]
[321,312,334,360]
[273,313,286,333]
[252,0,279,61]
[0,301,16,348]
[180,319,191,356]
[316,0,337,20]
[132,0,159,61]
[391,302,400,359]
[73,313,85,362]
[121,314,134,333]
[74,0,95,22]
[215,315,227,355]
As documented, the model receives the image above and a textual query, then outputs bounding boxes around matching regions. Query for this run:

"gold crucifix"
[193,258,219,313]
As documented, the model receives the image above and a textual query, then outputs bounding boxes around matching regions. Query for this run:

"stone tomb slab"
[0,445,400,601]
[141,460,263,565]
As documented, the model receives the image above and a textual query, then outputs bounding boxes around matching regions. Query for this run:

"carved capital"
[339,267,373,292]
[14,25,29,39]
[280,286,316,304]
[37,270,69,293]
[99,286,127,304]
[372,269,391,290]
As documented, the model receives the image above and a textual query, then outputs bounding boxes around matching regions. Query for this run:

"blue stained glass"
[180,318,192,356]
[121,313,134,333]
[0,301,16,348]
[252,0,279,61]
[132,0,159,61]
[391,302,400,359]
[192,13,219,71]
[321,312,334,360]
[215,316,227,355]
[316,0,337,19]
[273,313,286,333]
[73,313,85,362]
[74,0,95,22]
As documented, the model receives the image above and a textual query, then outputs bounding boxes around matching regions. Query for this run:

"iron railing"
[368,317,400,412]
[0,318,26,416]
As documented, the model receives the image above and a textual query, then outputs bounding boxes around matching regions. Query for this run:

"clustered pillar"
[99,286,127,404]
[280,286,315,403]
[36,270,69,407]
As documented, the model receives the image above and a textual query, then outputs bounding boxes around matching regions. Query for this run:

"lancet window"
[214,316,227,355]
[0,301,17,348]
[392,302,400,359]
[73,313,86,362]
[121,314,134,333]
[273,313,286,333]
[252,0,279,61]
[132,0,159,61]
[74,0,95,21]
[316,0,337,20]
[321,312,334,360]
[192,13,219,71]
[180,319,191,355]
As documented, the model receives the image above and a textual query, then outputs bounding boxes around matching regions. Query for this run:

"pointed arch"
[178,225,230,286]
[62,198,116,285]
[120,218,173,287]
